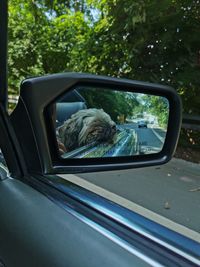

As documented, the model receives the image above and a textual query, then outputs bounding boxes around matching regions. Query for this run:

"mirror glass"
[52,86,169,158]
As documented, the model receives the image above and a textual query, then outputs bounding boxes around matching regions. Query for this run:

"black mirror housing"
[10,73,182,174]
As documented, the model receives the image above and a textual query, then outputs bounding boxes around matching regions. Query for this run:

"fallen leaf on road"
[164,201,170,209]
[189,187,200,192]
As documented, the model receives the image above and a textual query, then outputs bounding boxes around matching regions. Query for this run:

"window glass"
[8,0,200,236]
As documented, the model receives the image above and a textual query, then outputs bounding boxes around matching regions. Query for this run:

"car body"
[138,120,148,128]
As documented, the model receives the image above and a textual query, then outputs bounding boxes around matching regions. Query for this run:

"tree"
[87,0,200,115]
[8,0,91,96]
[8,0,200,117]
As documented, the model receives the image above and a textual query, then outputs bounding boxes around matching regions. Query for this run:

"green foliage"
[8,0,47,94]
[78,87,139,121]
[146,96,169,128]
[8,0,200,118]
[8,0,91,96]
[132,94,169,128]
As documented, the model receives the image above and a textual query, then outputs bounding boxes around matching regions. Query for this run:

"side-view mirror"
[10,73,182,174]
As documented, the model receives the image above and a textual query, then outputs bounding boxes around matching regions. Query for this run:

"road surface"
[76,158,200,234]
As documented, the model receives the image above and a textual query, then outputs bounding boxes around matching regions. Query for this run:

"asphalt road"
[78,158,200,233]
[122,123,165,154]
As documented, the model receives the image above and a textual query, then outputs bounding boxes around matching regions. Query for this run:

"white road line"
[60,174,200,243]
[151,128,165,143]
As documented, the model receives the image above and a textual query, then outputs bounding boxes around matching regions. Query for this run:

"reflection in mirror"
[53,86,169,159]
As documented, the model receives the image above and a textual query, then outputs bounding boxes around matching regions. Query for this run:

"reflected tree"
[78,88,139,122]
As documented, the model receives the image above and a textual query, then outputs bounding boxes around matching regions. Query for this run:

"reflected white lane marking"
[151,128,165,144]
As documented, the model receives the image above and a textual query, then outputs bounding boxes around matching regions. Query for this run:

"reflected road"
[122,123,166,154]
[137,128,164,154]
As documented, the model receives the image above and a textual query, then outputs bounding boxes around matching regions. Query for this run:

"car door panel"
[0,177,150,267]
